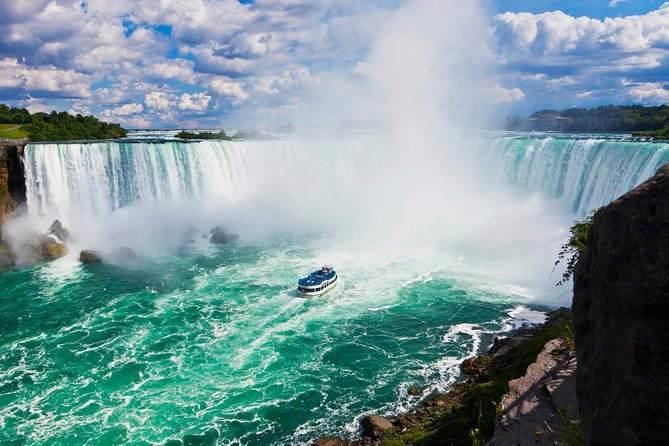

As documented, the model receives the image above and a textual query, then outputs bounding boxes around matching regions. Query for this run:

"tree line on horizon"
[0,104,127,141]
[506,104,669,138]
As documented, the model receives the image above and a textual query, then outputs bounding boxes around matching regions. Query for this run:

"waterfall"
[478,134,669,215]
[23,138,374,221]
[23,134,669,223]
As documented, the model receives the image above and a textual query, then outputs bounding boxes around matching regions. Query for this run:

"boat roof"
[298,267,336,286]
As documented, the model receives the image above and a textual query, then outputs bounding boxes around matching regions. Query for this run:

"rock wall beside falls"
[0,141,27,236]
[573,162,669,444]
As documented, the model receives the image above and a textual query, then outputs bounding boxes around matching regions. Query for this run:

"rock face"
[491,338,577,445]
[0,143,26,234]
[573,163,669,444]
[361,415,393,440]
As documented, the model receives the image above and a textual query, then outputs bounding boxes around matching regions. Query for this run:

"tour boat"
[297,265,337,297]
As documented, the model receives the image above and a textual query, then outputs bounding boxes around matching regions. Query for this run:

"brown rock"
[573,162,669,445]
[407,386,421,396]
[314,438,348,446]
[47,219,69,242]
[23,235,68,262]
[460,357,479,375]
[361,415,393,439]
[80,250,103,264]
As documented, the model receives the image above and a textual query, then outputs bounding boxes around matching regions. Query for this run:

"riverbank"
[315,307,577,446]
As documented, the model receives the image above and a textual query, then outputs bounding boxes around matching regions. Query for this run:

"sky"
[0,0,668,128]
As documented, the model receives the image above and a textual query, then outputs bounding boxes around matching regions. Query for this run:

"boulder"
[460,356,489,375]
[80,250,103,264]
[209,226,239,244]
[407,386,421,396]
[361,415,393,439]
[24,235,67,262]
[573,163,669,444]
[47,219,69,242]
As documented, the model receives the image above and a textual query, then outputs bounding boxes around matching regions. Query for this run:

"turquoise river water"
[1,133,668,445]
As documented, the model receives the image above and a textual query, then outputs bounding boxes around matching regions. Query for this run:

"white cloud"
[493,85,526,104]
[102,102,143,117]
[609,0,629,7]
[624,80,669,102]
[178,92,211,112]
[208,78,249,104]
[0,57,91,97]
[144,91,177,111]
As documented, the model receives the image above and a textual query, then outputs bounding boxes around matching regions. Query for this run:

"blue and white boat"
[297,265,337,297]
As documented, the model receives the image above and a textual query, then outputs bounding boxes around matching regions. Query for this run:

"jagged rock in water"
[0,244,15,269]
[80,250,103,264]
[47,219,69,242]
[209,226,240,244]
[407,385,422,396]
[24,235,68,262]
[361,415,393,440]
[573,163,669,445]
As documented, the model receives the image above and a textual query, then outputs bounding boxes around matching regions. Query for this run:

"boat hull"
[297,275,338,298]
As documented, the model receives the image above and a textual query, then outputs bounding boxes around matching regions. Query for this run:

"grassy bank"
[0,124,28,140]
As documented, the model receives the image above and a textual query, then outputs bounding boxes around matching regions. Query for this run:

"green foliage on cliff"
[175,130,230,140]
[510,105,669,133]
[554,211,596,286]
[0,104,127,141]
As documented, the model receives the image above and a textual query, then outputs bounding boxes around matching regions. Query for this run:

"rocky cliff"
[0,141,26,234]
[573,163,669,444]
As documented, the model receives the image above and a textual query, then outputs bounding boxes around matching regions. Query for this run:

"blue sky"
[0,0,668,128]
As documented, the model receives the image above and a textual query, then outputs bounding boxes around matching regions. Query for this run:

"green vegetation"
[175,130,230,140]
[631,127,669,140]
[0,124,29,140]
[554,211,596,286]
[375,317,574,446]
[510,105,669,137]
[558,406,585,446]
[0,104,126,141]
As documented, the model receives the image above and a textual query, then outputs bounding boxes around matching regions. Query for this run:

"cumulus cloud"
[102,103,143,118]
[624,80,669,102]
[493,85,525,104]
[494,4,669,110]
[208,78,249,104]
[178,92,211,112]
[2,1,669,126]
[144,91,176,111]
[0,57,91,98]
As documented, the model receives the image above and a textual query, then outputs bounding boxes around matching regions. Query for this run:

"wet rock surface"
[24,235,68,262]
[80,250,103,264]
[209,226,240,244]
[361,416,393,440]
[47,219,69,242]
[573,163,669,445]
